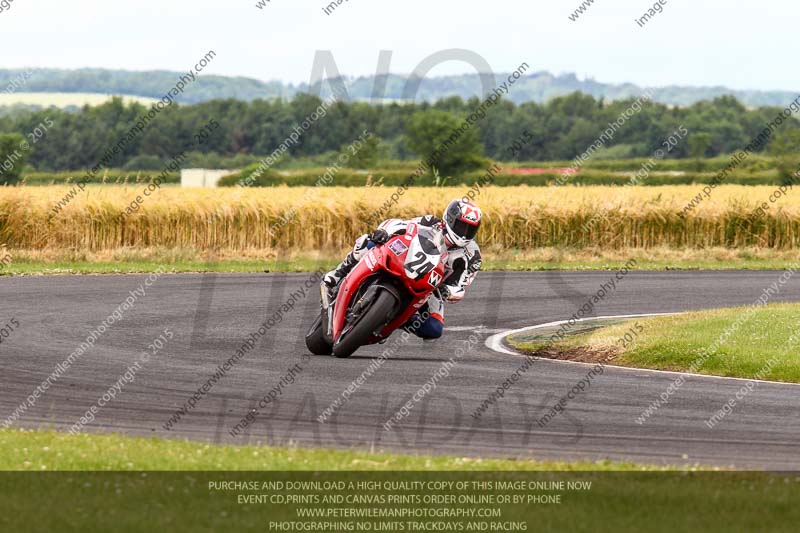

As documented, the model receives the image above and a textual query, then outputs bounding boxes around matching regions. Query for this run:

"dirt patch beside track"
[520,345,620,364]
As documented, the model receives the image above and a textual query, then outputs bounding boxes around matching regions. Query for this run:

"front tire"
[305,313,333,355]
[332,290,397,358]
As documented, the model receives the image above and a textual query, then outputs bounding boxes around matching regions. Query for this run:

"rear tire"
[305,313,333,355]
[332,290,397,359]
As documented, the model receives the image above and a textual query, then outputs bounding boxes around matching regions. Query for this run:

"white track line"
[445,325,506,334]
[485,313,800,386]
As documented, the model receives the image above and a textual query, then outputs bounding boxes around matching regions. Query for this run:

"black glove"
[419,215,441,227]
[437,286,451,300]
[370,228,390,245]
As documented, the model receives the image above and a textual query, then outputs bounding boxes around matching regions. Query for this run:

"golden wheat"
[1,185,799,252]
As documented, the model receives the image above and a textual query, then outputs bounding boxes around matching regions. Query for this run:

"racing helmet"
[443,199,481,248]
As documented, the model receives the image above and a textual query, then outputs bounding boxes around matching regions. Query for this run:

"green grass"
[219,168,791,187]
[0,257,335,275]
[21,170,180,186]
[0,429,664,471]
[3,249,800,275]
[485,257,800,272]
[2,430,800,532]
[510,303,800,382]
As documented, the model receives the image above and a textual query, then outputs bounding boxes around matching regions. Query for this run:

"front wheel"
[305,313,332,355]
[332,289,397,358]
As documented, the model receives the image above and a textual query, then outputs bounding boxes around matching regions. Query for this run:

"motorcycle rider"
[323,199,483,340]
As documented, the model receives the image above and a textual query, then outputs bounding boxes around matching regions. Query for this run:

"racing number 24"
[406,251,435,277]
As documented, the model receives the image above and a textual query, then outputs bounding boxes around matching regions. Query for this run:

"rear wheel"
[333,290,397,359]
[305,313,333,355]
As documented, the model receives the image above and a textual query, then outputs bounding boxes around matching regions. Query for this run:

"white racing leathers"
[349,215,482,337]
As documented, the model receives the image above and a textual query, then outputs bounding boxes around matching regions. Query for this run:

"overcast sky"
[0,0,795,91]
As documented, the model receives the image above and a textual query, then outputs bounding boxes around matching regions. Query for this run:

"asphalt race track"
[2,271,799,469]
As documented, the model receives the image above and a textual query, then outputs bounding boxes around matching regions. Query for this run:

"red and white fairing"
[330,223,447,342]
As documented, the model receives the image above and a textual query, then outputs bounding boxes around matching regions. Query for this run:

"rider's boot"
[323,252,358,290]
[323,235,370,293]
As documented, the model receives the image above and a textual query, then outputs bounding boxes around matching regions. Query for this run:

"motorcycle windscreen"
[403,227,446,280]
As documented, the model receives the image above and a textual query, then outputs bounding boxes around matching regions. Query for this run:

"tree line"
[0,92,798,176]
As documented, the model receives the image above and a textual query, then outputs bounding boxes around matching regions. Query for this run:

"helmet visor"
[450,217,479,241]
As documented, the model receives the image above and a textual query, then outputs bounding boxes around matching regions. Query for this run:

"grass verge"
[509,302,800,382]
[2,430,800,532]
[0,429,667,471]
[2,247,800,275]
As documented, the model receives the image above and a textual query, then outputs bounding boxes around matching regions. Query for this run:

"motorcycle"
[305,222,448,358]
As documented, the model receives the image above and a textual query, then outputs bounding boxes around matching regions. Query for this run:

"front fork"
[320,281,335,342]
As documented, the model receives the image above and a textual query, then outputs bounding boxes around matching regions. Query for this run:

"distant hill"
[0,68,290,105]
[0,68,796,108]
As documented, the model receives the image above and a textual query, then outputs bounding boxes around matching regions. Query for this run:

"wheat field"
[1,185,799,252]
